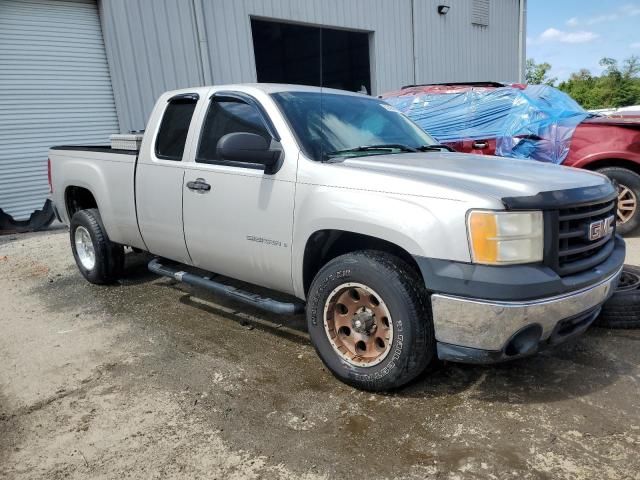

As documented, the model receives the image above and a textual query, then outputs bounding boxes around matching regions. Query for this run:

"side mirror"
[216,132,282,174]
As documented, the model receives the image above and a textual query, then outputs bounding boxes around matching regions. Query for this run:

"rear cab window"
[155,95,198,161]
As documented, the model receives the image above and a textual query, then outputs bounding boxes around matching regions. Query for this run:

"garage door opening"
[251,19,371,95]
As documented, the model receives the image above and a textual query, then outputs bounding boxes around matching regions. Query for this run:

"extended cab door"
[136,93,201,264]
[181,92,296,294]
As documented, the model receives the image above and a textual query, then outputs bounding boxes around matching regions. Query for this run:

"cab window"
[197,99,271,164]
[155,98,198,161]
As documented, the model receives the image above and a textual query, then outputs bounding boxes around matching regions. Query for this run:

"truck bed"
[48,144,145,249]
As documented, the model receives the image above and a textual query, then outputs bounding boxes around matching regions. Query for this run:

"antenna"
[320,27,325,162]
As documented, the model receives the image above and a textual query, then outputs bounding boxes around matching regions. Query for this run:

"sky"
[527,0,640,81]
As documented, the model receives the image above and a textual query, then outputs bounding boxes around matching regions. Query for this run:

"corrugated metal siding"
[412,0,521,84]
[99,0,204,133]
[0,0,118,221]
[101,0,415,132]
[100,0,523,133]
[198,0,414,95]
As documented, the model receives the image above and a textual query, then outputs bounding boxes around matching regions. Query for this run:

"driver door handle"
[472,141,488,149]
[186,178,211,192]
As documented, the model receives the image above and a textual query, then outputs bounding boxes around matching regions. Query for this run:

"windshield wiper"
[327,143,418,157]
[417,144,455,152]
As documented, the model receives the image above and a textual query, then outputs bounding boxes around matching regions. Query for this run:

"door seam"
[181,170,194,264]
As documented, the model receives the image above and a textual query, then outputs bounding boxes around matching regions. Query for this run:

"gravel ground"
[0,228,639,480]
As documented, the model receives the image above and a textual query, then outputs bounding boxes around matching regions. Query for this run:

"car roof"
[400,81,507,89]
[381,82,527,98]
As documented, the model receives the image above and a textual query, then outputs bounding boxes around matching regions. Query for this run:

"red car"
[383,83,640,235]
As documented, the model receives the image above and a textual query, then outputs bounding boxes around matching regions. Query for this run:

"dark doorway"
[251,19,371,95]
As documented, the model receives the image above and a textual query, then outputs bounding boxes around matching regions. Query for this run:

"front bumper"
[431,266,621,363]
[419,236,626,364]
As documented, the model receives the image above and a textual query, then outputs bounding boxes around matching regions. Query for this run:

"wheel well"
[581,158,640,176]
[302,230,422,295]
[65,186,97,219]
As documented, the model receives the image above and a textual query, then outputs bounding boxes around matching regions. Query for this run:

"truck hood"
[337,151,609,203]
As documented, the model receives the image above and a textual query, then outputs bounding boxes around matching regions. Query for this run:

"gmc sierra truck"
[49,84,626,391]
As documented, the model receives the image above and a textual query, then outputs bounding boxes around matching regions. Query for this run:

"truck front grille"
[554,199,616,276]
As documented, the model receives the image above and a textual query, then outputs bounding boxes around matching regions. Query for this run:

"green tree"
[597,56,639,107]
[555,55,640,109]
[525,58,556,86]
[622,55,640,77]
[558,69,600,109]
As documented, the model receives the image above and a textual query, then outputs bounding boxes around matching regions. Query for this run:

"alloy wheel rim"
[617,184,637,225]
[323,282,393,367]
[74,226,96,270]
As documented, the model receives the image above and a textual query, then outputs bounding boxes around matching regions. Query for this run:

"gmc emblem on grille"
[588,215,615,241]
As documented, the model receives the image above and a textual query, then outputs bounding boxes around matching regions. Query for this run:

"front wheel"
[306,251,435,391]
[70,208,124,284]
[597,167,640,235]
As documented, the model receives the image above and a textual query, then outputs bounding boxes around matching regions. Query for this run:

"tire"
[595,265,640,329]
[596,167,640,236]
[306,251,435,391]
[69,208,124,284]
[0,200,55,233]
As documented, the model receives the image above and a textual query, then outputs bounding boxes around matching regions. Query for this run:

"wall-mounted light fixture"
[437,5,450,15]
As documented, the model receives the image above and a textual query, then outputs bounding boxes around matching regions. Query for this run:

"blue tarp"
[384,85,589,164]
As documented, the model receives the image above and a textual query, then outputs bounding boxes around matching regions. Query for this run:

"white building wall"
[413,0,523,84]
[198,0,414,93]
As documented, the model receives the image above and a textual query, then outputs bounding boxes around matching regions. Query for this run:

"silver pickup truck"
[49,84,626,391]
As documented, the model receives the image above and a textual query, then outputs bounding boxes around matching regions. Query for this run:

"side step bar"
[148,258,305,315]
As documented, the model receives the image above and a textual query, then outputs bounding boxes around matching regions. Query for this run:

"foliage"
[526,56,640,109]
[525,58,556,86]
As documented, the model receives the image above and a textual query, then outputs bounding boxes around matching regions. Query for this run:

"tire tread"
[597,167,640,235]
[308,250,434,391]
[595,264,640,329]
[70,208,124,284]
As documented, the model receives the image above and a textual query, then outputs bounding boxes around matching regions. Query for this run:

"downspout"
[518,0,526,83]
[97,0,125,132]
[192,0,213,85]
[410,0,417,85]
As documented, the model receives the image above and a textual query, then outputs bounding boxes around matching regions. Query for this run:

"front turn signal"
[467,210,543,265]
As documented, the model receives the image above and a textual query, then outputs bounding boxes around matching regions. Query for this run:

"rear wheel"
[306,251,435,391]
[70,208,124,284]
[596,167,640,235]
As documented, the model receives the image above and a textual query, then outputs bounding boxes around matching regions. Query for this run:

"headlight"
[467,210,543,265]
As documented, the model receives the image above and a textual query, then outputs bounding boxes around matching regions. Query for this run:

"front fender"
[291,183,473,298]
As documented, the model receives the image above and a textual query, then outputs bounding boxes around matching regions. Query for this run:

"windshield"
[271,91,436,161]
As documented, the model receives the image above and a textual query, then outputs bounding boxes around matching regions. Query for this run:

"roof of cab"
[163,83,365,98]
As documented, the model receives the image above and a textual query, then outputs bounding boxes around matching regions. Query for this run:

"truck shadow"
[110,249,640,405]
[402,328,639,404]
[176,292,309,346]
[173,279,638,405]
[118,251,159,286]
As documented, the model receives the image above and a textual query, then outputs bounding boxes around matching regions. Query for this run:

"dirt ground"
[1,228,639,480]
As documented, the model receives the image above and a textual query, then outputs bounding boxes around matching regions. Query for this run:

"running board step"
[148,258,305,315]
